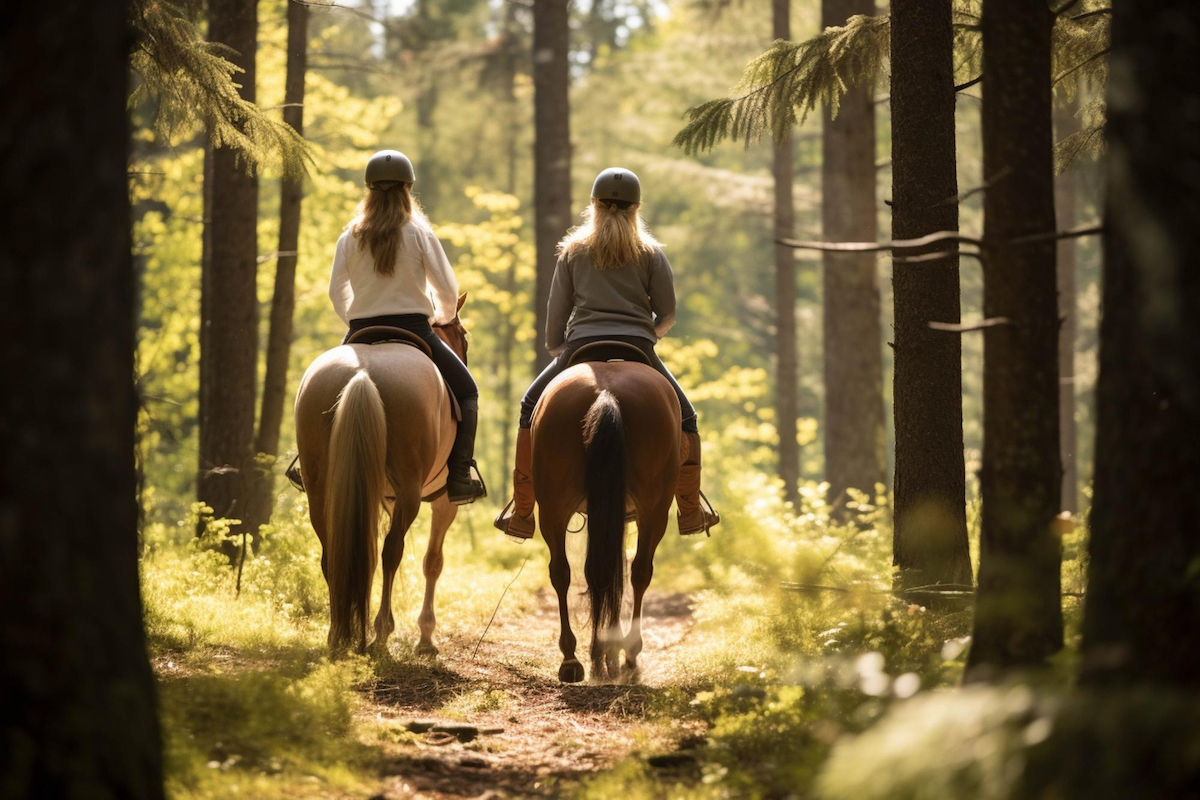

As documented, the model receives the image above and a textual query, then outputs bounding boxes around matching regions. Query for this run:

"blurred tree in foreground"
[0,0,162,794]
[1082,0,1200,686]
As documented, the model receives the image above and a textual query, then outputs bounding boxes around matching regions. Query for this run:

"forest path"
[362,587,704,798]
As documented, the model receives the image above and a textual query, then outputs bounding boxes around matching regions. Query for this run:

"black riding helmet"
[365,150,415,189]
[591,167,641,207]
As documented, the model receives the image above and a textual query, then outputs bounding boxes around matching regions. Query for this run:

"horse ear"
[456,292,467,312]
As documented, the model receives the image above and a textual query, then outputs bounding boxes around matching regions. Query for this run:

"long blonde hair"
[557,199,661,269]
[349,183,428,276]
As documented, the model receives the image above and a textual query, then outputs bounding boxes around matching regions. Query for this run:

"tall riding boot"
[676,430,720,535]
[446,398,487,505]
[493,427,535,539]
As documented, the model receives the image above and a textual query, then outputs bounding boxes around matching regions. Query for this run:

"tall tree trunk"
[532,0,572,371]
[200,0,260,557]
[966,0,1062,680]
[1055,96,1079,515]
[246,0,308,537]
[499,5,522,502]
[1081,0,1200,687]
[890,0,972,591]
[774,0,799,507]
[0,1,163,792]
[821,0,885,505]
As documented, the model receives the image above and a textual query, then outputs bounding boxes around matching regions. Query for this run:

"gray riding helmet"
[591,167,642,204]
[365,150,415,188]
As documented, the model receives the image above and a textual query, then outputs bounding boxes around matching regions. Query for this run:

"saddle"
[567,340,652,367]
[347,325,433,357]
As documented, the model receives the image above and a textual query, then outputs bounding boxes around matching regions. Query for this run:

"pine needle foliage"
[675,0,1111,164]
[129,0,310,176]
[673,14,890,155]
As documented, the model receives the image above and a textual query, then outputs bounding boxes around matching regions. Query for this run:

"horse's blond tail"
[325,370,387,653]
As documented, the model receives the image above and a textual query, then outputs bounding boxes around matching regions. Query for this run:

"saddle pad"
[567,340,652,367]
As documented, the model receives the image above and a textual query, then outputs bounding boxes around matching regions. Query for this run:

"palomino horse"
[294,295,469,654]
[532,347,681,682]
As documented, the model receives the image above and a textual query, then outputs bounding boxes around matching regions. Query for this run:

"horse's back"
[296,343,455,495]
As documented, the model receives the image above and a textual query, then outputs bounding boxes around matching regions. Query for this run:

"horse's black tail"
[583,389,626,669]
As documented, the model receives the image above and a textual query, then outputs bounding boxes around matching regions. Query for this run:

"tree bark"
[246,0,308,537]
[532,0,572,371]
[821,0,886,506]
[0,0,163,793]
[966,0,1063,680]
[200,0,260,557]
[1081,0,1200,687]
[773,0,800,507]
[1055,96,1079,515]
[890,0,972,591]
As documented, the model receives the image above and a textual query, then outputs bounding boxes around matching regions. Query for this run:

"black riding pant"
[519,334,698,432]
[344,314,478,402]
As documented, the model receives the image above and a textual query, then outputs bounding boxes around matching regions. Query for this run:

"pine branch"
[128,0,311,177]
[674,14,891,154]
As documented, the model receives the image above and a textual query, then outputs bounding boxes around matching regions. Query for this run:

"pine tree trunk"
[821,0,886,506]
[500,8,521,500]
[246,0,308,537]
[768,0,796,506]
[1081,0,1200,687]
[200,0,260,558]
[1054,97,1079,515]
[890,0,972,591]
[532,0,572,371]
[0,1,163,792]
[966,0,1062,680]
[773,0,800,507]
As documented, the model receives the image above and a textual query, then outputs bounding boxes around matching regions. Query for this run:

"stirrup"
[285,454,304,491]
[679,490,720,537]
[494,498,535,540]
[447,462,488,506]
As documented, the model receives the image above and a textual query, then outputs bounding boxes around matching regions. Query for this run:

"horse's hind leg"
[417,493,457,655]
[625,496,671,676]
[372,488,420,654]
[544,511,584,683]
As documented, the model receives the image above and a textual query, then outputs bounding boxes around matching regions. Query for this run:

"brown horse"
[532,355,681,682]
[294,295,469,654]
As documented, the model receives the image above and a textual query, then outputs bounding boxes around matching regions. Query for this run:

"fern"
[129,0,310,176]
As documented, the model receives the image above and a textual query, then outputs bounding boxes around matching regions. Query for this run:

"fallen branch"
[892,249,982,265]
[1009,222,1104,246]
[780,581,1085,599]
[954,74,982,92]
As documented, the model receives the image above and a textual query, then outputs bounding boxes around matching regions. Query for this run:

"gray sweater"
[545,246,677,355]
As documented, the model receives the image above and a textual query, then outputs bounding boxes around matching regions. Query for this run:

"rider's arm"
[545,255,573,356]
[421,227,460,326]
[648,249,677,339]
[328,233,352,325]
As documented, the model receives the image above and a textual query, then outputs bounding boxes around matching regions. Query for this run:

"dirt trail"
[363,588,703,799]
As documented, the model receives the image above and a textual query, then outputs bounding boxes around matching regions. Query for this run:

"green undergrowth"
[141,461,1092,799]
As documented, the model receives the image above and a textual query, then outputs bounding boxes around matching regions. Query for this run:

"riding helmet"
[591,167,641,205]
[365,150,415,188]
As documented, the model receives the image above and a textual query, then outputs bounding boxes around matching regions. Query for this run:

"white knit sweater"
[328,219,459,326]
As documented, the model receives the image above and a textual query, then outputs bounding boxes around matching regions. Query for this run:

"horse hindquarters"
[583,389,626,676]
[324,370,388,653]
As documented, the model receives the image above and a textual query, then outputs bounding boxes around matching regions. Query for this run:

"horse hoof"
[559,659,585,683]
[416,641,439,657]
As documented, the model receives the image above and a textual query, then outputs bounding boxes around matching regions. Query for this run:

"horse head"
[434,292,469,365]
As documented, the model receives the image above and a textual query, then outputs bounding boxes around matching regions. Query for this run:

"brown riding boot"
[676,431,720,536]
[494,427,536,540]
